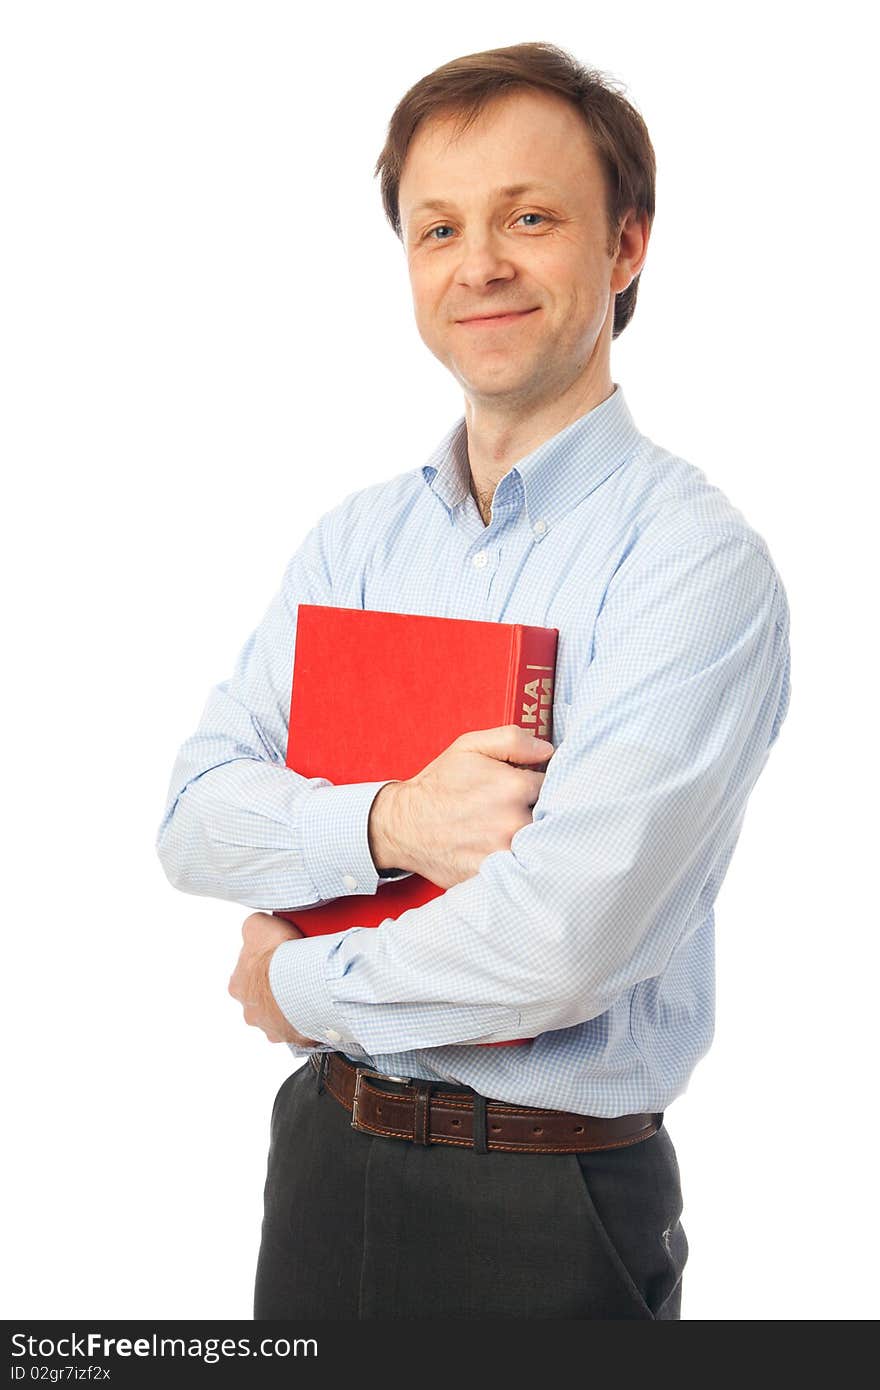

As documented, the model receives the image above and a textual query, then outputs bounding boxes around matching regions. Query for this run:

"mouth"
[457,308,540,327]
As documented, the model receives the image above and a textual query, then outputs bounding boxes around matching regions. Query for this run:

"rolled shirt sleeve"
[267,533,790,1055]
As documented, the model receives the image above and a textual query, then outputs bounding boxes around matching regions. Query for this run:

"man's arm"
[155,511,412,912]
[267,533,792,1054]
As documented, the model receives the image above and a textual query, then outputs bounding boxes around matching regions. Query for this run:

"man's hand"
[227,912,321,1046]
[369,724,555,890]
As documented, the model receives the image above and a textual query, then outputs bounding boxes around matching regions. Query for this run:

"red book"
[274,604,558,1047]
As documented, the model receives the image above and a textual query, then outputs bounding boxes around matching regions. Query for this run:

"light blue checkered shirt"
[156,384,791,1116]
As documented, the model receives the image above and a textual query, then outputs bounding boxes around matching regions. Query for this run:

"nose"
[453,229,517,292]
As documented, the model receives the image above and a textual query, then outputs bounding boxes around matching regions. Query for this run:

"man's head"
[375,43,655,415]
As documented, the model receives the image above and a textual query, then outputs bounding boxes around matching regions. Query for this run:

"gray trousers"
[253,1057,688,1320]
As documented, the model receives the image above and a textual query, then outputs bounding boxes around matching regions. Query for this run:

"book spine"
[506,625,558,743]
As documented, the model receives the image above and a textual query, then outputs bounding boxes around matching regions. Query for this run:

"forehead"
[398,88,601,211]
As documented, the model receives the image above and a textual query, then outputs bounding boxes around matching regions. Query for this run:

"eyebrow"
[406,183,560,219]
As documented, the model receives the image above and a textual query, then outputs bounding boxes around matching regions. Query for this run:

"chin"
[459,366,535,395]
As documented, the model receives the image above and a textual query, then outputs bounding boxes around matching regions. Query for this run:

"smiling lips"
[457,307,539,326]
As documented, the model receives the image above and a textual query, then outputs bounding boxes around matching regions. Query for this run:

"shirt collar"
[421,382,643,534]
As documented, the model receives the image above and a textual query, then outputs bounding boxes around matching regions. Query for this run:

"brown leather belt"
[309,1052,662,1155]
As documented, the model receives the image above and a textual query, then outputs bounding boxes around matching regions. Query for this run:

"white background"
[2,1,876,1321]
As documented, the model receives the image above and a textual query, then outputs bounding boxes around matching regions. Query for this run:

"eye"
[420,212,552,245]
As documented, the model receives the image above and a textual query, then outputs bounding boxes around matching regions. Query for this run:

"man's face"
[397,88,632,411]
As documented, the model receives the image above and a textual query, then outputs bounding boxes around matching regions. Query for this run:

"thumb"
[463,723,555,762]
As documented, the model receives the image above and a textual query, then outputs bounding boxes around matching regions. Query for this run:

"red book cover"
[274,604,558,1047]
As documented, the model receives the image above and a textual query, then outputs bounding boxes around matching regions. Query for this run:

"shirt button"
[473,550,488,568]
[533,518,548,537]
[342,874,358,891]
[325,1028,342,1044]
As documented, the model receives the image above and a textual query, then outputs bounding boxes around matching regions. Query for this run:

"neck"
[464,367,615,527]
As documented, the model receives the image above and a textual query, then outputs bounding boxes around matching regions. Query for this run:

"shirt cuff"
[291,779,413,902]
[269,931,364,1049]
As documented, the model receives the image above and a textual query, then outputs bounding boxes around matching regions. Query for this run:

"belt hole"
[451,1118,460,1127]
[490,1124,501,1132]
[573,1125,584,1133]
[533,1126,543,1134]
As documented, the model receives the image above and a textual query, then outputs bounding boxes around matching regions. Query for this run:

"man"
[156,42,791,1320]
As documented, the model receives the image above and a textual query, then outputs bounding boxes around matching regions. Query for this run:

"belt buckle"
[351,1066,412,1132]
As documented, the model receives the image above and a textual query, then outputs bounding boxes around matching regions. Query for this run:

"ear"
[610,209,650,293]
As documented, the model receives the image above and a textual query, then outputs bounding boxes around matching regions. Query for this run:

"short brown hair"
[374,41,656,338]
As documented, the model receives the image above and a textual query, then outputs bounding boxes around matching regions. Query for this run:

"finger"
[242,911,275,939]
[462,725,555,762]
